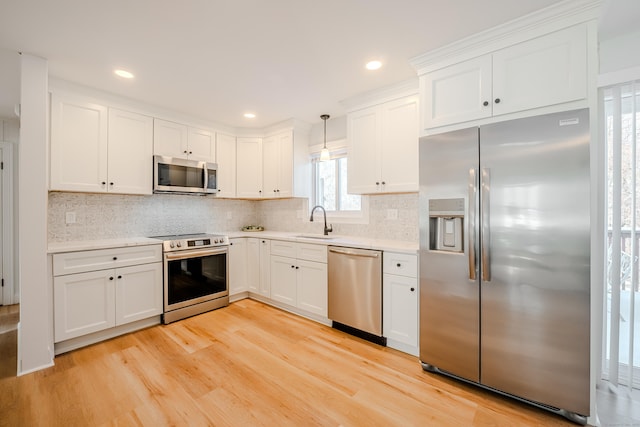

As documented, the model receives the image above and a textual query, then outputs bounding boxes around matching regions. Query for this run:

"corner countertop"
[227,231,418,254]
[48,232,418,255]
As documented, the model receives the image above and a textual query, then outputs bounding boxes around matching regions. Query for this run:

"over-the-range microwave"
[153,155,218,195]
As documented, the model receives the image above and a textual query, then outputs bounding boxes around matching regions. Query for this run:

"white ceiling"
[0,0,635,129]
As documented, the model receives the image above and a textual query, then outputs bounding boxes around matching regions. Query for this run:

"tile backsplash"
[48,192,419,243]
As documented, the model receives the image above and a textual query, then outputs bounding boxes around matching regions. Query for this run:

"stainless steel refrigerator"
[419,108,590,424]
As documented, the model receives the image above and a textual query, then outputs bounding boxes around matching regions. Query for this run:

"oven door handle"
[164,248,227,261]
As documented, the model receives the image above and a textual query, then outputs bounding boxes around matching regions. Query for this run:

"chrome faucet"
[310,205,333,236]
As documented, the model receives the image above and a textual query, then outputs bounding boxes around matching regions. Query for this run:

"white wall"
[18,53,53,374]
[309,115,347,146]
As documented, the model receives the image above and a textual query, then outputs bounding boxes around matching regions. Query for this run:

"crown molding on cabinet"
[340,77,418,113]
[410,0,602,75]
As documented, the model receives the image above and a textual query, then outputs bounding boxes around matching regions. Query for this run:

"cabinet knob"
[113,257,118,261]
[291,265,295,269]
[101,181,106,185]
[117,275,122,279]
[109,277,114,280]
[230,242,233,246]
[296,266,299,270]
[381,181,386,185]
[277,189,280,193]
[397,263,401,267]
[110,182,114,186]
[494,98,501,104]
[274,189,277,193]
[376,182,380,185]
[483,101,489,106]
[189,151,193,155]
[183,150,188,154]
[410,287,415,292]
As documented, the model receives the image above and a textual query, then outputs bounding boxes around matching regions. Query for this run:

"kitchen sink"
[295,234,335,240]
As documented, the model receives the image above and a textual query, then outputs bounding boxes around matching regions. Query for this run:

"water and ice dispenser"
[429,198,464,253]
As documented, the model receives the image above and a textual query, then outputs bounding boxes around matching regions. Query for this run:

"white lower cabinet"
[247,238,271,298]
[270,241,327,317]
[383,252,419,356]
[229,238,248,296]
[53,245,162,343]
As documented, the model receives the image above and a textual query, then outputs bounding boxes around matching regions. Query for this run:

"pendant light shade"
[320,114,330,161]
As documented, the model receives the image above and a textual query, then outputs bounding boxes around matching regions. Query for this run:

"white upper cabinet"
[153,118,215,162]
[348,94,419,194]
[236,137,263,198]
[216,133,237,198]
[263,131,294,198]
[236,129,309,200]
[50,93,108,193]
[418,24,588,131]
[50,92,153,195]
[107,108,154,195]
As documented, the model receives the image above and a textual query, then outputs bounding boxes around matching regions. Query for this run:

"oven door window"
[167,253,227,305]
[158,162,204,188]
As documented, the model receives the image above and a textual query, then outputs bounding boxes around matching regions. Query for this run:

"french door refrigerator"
[419,108,590,424]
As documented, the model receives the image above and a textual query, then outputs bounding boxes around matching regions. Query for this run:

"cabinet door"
[262,134,280,198]
[229,238,248,295]
[115,262,163,325]
[380,96,419,193]
[297,260,327,317]
[347,106,380,194]
[216,133,237,198]
[421,55,492,129]
[153,119,188,158]
[54,269,116,342]
[258,239,271,297]
[188,127,215,162]
[246,238,260,293]
[383,273,418,355]
[270,255,297,306]
[276,131,293,197]
[236,137,263,198]
[492,25,587,117]
[50,92,108,192]
[107,108,153,195]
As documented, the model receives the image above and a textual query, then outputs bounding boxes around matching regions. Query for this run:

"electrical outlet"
[65,212,76,224]
[386,209,398,220]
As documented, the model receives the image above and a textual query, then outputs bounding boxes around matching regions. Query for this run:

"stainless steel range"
[153,233,229,324]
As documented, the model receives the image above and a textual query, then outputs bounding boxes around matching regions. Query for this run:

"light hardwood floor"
[0,299,576,426]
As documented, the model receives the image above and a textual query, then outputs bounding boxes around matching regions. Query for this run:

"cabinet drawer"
[270,240,297,258]
[383,252,417,278]
[296,243,327,263]
[53,244,162,276]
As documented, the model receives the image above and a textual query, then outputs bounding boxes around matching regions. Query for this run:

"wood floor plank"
[0,299,577,426]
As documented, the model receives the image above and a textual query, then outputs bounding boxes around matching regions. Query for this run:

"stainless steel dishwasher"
[327,246,385,345]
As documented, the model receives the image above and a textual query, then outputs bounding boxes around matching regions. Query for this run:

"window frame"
[309,143,369,225]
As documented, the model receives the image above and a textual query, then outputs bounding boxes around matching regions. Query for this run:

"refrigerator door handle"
[468,168,477,280]
[481,168,491,282]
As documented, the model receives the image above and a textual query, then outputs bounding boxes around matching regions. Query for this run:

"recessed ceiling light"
[365,60,382,71]
[114,69,134,79]
[244,113,256,119]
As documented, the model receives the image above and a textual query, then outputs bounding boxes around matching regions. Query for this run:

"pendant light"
[320,114,330,161]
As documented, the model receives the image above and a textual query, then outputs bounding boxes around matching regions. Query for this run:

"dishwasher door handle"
[328,247,380,258]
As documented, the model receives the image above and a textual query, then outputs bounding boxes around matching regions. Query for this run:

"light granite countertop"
[48,232,418,255]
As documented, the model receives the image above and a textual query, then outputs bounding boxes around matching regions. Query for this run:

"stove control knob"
[176,241,182,247]
[169,242,175,248]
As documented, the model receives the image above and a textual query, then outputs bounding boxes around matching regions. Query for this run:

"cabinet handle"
[262,240,266,243]
[410,287,415,292]
[109,182,114,186]
[113,257,118,261]
[230,242,233,246]
[189,151,193,155]
[376,182,380,185]
[109,277,114,280]
[101,181,106,185]
[277,189,280,193]
[397,263,401,267]
[274,189,277,193]
[296,266,299,269]
[381,181,386,185]
[183,150,188,154]
[494,98,501,104]
[117,275,122,279]
[291,265,295,269]
[483,101,489,106]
